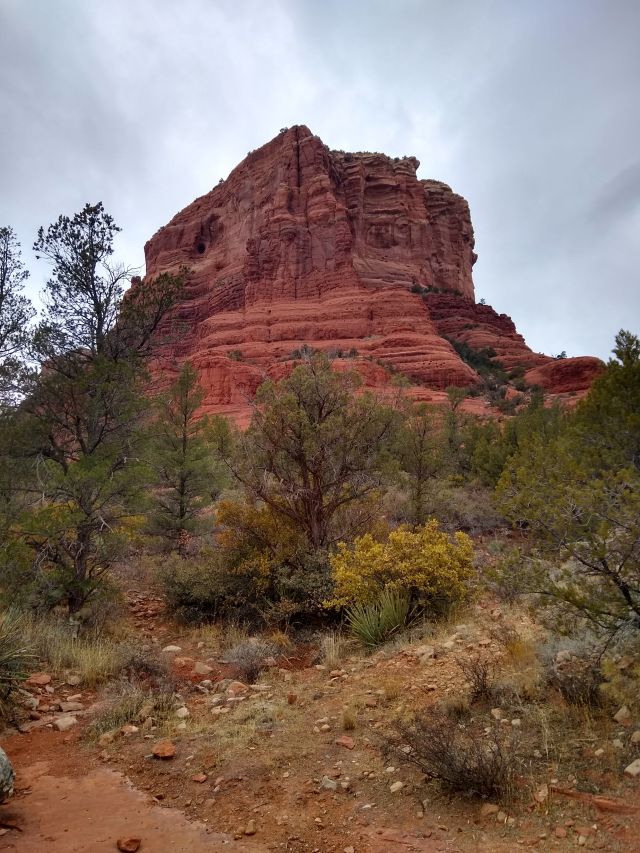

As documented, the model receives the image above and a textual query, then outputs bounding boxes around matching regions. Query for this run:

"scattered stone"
[175,706,189,719]
[227,681,248,697]
[624,758,640,778]
[415,645,435,659]
[613,705,632,724]
[630,730,640,745]
[161,645,182,654]
[534,784,548,803]
[120,725,139,736]
[320,724,331,732]
[152,739,176,759]
[99,731,117,746]
[66,674,82,686]
[364,696,378,708]
[116,838,141,852]
[244,819,256,836]
[480,803,499,818]
[192,661,213,676]
[511,718,522,727]
[59,701,84,712]
[389,780,404,793]
[321,775,338,791]
[344,847,355,853]
[22,695,39,710]
[335,736,355,750]
[554,826,567,839]
[496,811,508,823]
[25,672,51,687]
[613,739,624,749]
[192,773,207,783]
[54,715,77,732]
[287,693,297,705]
[490,708,503,720]
[594,748,605,757]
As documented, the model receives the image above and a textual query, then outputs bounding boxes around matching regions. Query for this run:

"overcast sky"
[1,0,638,360]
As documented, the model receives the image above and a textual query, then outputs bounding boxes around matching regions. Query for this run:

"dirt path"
[0,732,265,853]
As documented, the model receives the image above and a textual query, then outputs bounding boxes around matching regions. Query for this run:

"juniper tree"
[7,203,185,615]
[0,226,34,404]
[147,362,232,553]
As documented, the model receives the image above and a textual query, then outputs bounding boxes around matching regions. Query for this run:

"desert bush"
[157,548,259,623]
[224,638,278,683]
[456,656,496,703]
[88,681,175,738]
[541,641,604,708]
[391,710,516,798]
[19,611,128,687]
[342,706,357,730]
[346,588,413,646]
[0,610,33,721]
[329,521,472,613]
[601,648,640,711]
[319,631,347,668]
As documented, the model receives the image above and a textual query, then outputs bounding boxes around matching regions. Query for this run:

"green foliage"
[2,203,186,614]
[393,403,443,524]
[234,354,397,548]
[0,226,34,404]
[446,338,507,384]
[0,610,33,721]
[346,588,412,646]
[147,363,232,551]
[496,331,640,638]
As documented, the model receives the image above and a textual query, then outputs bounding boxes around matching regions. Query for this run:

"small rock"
[161,645,182,654]
[344,847,355,853]
[554,826,567,839]
[480,803,499,817]
[192,662,213,676]
[511,718,522,727]
[192,773,207,783]
[415,645,435,659]
[287,693,297,705]
[227,681,248,697]
[120,725,139,736]
[321,775,338,791]
[490,708,503,720]
[175,706,189,719]
[496,810,508,823]
[594,748,605,757]
[244,819,256,836]
[66,674,82,686]
[624,758,640,777]
[389,780,404,793]
[117,838,141,852]
[25,672,51,687]
[364,696,378,708]
[613,705,632,724]
[335,736,355,750]
[99,731,117,746]
[152,739,176,759]
[22,695,39,710]
[54,715,77,732]
[613,738,624,749]
[320,724,331,732]
[630,730,640,745]
[577,836,587,847]
[60,701,84,712]
[534,784,548,803]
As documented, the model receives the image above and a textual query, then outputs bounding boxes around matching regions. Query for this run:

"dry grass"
[88,681,175,739]
[341,706,357,731]
[320,631,347,668]
[19,612,127,687]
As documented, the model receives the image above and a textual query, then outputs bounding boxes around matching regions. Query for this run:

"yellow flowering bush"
[328,520,473,612]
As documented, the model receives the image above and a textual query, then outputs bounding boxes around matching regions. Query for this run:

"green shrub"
[0,611,33,721]
[346,588,413,646]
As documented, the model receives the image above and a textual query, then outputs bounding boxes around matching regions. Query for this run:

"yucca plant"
[346,588,413,646]
[0,610,34,721]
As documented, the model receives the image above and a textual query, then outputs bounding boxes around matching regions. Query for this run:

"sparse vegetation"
[391,710,516,799]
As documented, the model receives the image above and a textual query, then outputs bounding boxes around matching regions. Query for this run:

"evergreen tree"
[6,203,185,615]
[147,363,231,553]
[0,226,34,403]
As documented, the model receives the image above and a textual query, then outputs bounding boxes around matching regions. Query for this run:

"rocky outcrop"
[139,125,602,422]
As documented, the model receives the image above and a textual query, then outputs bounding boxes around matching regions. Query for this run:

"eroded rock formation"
[139,125,602,423]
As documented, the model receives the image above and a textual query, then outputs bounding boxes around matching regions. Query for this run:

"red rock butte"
[138,125,603,424]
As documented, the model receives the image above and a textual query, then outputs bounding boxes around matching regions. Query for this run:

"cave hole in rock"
[196,241,206,254]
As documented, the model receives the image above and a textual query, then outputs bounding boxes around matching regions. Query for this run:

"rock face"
[139,125,602,423]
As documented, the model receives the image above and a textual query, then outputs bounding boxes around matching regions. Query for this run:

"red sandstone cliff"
[139,125,602,423]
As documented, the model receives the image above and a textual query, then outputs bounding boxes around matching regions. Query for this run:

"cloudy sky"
[1,0,638,360]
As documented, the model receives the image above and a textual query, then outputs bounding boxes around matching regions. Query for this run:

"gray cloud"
[0,0,638,359]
